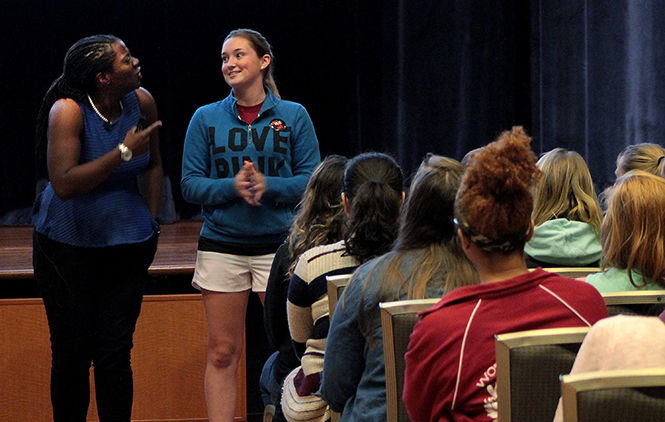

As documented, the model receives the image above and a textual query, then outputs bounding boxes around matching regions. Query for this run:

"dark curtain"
[533,0,665,189]
[2,0,664,221]
[355,0,532,175]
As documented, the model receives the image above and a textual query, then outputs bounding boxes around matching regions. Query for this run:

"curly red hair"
[455,126,541,252]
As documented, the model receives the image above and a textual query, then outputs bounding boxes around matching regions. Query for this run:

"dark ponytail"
[343,153,403,263]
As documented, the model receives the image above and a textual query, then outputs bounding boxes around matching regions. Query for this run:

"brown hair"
[367,155,478,299]
[353,155,478,338]
[288,155,348,275]
[532,148,602,233]
[455,126,541,253]
[601,170,665,288]
[224,28,280,98]
[342,152,403,264]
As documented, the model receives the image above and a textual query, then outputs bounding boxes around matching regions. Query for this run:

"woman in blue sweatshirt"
[181,28,320,422]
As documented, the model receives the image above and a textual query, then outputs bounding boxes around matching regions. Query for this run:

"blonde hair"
[602,170,665,288]
[532,148,602,233]
[616,143,665,177]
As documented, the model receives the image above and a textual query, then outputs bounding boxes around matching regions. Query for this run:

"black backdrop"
[2,0,665,220]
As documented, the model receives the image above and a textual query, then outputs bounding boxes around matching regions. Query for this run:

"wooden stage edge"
[0,220,203,280]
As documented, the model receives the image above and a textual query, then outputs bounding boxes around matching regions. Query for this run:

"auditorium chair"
[495,327,590,422]
[380,299,440,422]
[541,267,601,279]
[560,368,665,422]
[602,290,665,316]
[326,273,353,319]
[325,273,352,422]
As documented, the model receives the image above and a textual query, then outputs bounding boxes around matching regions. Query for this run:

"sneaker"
[264,404,276,422]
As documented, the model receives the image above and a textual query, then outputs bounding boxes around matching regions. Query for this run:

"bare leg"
[256,291,266,306]
[202,289,249,422]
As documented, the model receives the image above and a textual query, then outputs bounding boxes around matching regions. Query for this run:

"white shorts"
[191,250,275,293]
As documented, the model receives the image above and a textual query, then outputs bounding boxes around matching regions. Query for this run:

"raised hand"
[122,120,162,156]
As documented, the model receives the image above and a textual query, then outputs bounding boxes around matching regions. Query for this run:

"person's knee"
[92,337,132,371]
[51,337,93,371]
[208,339,239,369]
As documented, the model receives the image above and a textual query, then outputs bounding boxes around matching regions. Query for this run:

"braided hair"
[35,34,120,160]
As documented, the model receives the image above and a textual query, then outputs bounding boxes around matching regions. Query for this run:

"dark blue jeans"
[260,351,288,422]
[33,231,157,422]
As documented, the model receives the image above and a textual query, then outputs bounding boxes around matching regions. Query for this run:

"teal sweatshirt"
[525,218,601,266]
[181,89,320,245]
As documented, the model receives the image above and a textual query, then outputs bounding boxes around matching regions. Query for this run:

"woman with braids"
[402,127,608,422]
[32,35,162,421]
[181,28,320,421]
[525,148,602,268]
[261,154,348,422]
[283,152,404,422]
[321,155,479,421]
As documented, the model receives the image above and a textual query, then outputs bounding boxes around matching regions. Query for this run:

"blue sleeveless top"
[33,91,155,247]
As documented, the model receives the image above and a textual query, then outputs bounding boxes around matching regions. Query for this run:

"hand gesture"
[122,120,162,156]
[234,161,265,206]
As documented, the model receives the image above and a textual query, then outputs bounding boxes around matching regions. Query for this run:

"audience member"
[552,314,665,422]
[585,170,665,292]
[283,152,403,422]
[320,154,478,420]
[601,143,665,210]
[614,143,665,177]
[525,148,602,267]
[261,155,348,422]
[402,127,608,422]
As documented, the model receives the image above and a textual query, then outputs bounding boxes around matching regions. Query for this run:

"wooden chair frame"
[603,290,665,316]
[326,273,353,422]
[326,274,353,319]
[602,290,665,305]
[380,299,440,422]
[541,267,601,279]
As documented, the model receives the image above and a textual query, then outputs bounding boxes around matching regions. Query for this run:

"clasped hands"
[234,160,265,206]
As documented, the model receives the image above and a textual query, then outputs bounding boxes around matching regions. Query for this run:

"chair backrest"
[326,273,352,422]
[495,327,590,422]
[602,290,665,316]
[541,267,601,279]
[561,368,665,422]
[380,299,440,422]
[326,274,353,319]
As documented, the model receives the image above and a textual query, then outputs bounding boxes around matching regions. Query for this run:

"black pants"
[33,231,158,422]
